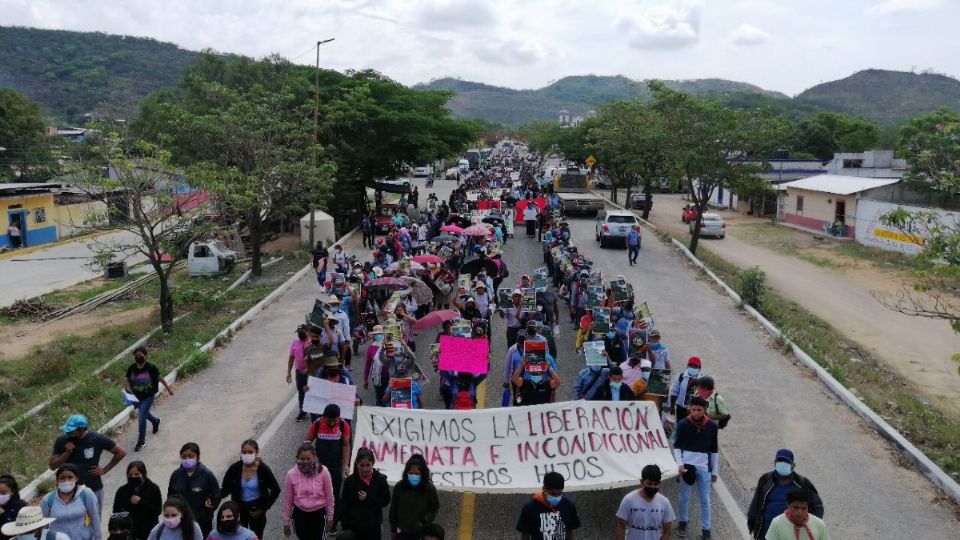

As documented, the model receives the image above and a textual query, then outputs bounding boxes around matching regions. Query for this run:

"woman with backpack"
[41,464,101,540]
[112,461,163,540]
[339,448,391,540]
[146,497,202,540]
[219,440,281,539]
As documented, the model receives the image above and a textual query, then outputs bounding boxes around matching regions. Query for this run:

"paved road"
[0,230,145,307]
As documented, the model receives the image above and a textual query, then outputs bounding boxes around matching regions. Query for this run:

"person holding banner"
[516,471,581,540]
[282,445,334,540]
[339,448,391,540]
[388,455,439,540]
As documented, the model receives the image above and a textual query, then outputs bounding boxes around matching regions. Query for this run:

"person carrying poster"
[511,340,560,406]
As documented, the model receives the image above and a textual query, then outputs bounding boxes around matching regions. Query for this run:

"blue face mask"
[589,365,602,373]
[407,474,422,487]
[610,382,622,390]
[650,342,663,351]
[546,494,562,506]
[641,371,651,381]
[687,367,700,377]
[606,332,616,339]
[774,462,793,477]
[529,375,544,383]
[373,335,384,343]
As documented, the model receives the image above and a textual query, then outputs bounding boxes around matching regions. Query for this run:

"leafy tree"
[897,108,960,200]
[0,89,57,181]
[810,111,880,152]
[794,120,838,161]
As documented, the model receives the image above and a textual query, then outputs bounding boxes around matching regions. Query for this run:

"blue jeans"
[678,466,712,530]
[136,395,159,443]
[628,244,639,263]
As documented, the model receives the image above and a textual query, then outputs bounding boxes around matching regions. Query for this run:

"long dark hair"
[352,447,376,476]
[296,443,324,472]
[126,461,148,479]
[163,496,197,540]
[401,454,431,488]
[0,475,21,505]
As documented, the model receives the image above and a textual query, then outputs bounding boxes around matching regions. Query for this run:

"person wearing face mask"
[305,405,352,531]
[388,455,439,540]
[644,329,670,370]
[220,441,280,539]
[672,397,719,540]
[148,497,202,540]
[620,355,646,389]
[168,443,220,537]
[206,502,258,540]
[628,360,664,410]
[49,414,125,517]
[339,448,391,540]
[669,357,704,422]
[107,513,133,540]
[363,325,385,394]
[747,450,824,540]
[516,471,581,540]
[572,345,611,401]
[615,465,675,540]
[112,462,162,540]
[282,445,334,540]
[0,475,27,540]
[603,329,628,366]
[694,377,731,430]
[40,464,101,540]
[511,346,561,406]
[125,347,175,452]
[287,325,312,422]
[591,366,635,402]
[1,506,68,540]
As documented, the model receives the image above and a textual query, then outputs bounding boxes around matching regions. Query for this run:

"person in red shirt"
[305,405,351,533]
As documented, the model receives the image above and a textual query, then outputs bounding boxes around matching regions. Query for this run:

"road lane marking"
[457,379,487,539]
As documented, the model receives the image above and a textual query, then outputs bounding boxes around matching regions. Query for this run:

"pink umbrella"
[463,224,493,237]
[413,309,461,331]
[413,254,444,264]
[440,224,465,234]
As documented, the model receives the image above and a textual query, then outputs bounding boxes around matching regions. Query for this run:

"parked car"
[690,212,726,238]
[595,209,639,248]
[413,165,433,177]
[592,175,612,189]
[380,177,411,191]
[375,203,409,234]
[631,192,652,212]
[681,204,700,223]
[445,168,459,180]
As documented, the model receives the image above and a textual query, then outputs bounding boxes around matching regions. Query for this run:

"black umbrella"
[430,234,458,243]
[482,216,504,225]
[460,257,498,277]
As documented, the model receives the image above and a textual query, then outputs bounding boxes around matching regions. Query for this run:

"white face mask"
[0,493,10,506]
[58,481,76,494]
[240,453,257,465]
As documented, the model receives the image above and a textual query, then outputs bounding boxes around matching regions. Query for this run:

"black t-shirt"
[516,496,581,540]
[125,362,161,400]
[51,431,117,491]
[312,248,329,269]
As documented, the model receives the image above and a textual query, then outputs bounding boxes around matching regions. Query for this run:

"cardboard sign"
[384,323,403,349]
[634,302,655,327]
[523,340,547,363]
[398,258,411,274]
[438,336,490,375]
[451,321,473,338]
[352,401,677,493]
[303,376,357,419]
[646,368,671,397]
[389,378,413,409]
[591,308,611,334]
[497,288,513,308]
[534,275,548,292]
[586,286,603,310]
[611,280,632,303]
[583,341,607,366]
[521,288,537,312]
[458,275,472,295]
[628,329,647,356]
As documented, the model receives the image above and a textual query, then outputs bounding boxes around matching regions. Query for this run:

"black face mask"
[127,476,143,486]
[107,533,130,540]
[217,519,238,534]
[643,486,659,497]
[311,339,321,345]
[135,357,146,364]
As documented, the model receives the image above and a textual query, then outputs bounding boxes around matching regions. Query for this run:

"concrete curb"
[595,193,960,506]
[21,229,357,500]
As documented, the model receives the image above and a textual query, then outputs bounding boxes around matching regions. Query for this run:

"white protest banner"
[303,376,357,419]
[351,400,676,493]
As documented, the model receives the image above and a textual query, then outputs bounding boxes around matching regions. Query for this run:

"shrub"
[25,355,72,387]
[739,266,767,309]
[178,351,212,377]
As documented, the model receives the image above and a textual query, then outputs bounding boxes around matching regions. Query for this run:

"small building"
[1,183,61,249]
[823,150,908,178]
[708,159,828,214]
[780,175,900,238]
[558,109,570,127]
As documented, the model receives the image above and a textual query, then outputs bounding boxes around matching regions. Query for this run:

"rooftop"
[782,175,899,195]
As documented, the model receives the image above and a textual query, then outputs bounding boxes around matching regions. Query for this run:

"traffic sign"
[585,155,597,167]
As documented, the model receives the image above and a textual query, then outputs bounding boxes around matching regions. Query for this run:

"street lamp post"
[309,37,335,248]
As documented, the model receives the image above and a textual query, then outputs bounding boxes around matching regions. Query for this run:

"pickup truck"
[557,192,604,216]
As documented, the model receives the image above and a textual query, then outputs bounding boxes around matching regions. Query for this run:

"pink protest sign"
[438,336,490,375]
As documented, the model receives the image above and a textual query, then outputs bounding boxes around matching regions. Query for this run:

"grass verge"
[1,249,308,490]
[687,242,960,477]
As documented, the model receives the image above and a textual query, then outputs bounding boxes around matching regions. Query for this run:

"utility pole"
[309,37,335,247]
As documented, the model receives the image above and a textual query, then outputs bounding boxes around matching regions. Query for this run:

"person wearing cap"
[762,489,831,540]
[629,359,665,410]
[308,354,361,421]
[454,296,483,321]
[49,414,126,514]
[615,464,675,540]
[327,297,352,366]
[124,346,174,452]
[41,464,101,540]
[645,329,670,370]
[305,405,351,532]
[673,396,719,540]
[693,377,731,429]
[516,471,581,540]
[747,450,824,539]
[670,357,704,422]
[287,325,312,422]
[591,366,635,402]
[473,283,493,318]
[1,506,68,540]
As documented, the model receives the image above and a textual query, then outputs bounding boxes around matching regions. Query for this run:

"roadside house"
[780,175,901,238]
[1,183,61,249]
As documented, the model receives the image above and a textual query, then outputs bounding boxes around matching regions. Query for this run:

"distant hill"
[795,69,960,125]
[416,75,788,126]
[0,26,202,122]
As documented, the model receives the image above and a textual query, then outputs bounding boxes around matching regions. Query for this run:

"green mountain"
[795,69,960,125]
[0,26,202,122]
[415,75,788,126]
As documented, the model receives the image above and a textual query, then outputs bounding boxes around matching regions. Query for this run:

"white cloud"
[730,23,771,46]
[867,0,943,16]
[416,0,495,30]
[474,39,547,66]
[618,0,703,50]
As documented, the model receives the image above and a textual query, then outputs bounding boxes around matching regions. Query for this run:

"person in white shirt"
[473,284,492,318]
[615,465,675,540]
[522,203,539,238]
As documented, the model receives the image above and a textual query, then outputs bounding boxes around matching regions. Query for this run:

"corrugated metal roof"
[781,175,899,195]
[0,183,61,191]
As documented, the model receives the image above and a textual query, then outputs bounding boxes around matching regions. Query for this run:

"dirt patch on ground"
[262,233,301,254]
[0,305,157,361]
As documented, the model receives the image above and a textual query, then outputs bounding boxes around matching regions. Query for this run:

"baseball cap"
[687,356,702,368]
[775,449,795,464]
[639,359,652,369]
[648,328,660,337]
[60,414,88,433]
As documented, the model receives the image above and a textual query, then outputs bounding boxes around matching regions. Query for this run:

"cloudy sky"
[1,0,958,95]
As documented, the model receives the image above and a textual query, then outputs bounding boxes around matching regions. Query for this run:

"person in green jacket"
[765,489,831,540]
[388,455,438,540]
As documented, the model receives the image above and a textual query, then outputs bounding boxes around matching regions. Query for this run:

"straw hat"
[373,267,384,277]
[1,507,56,537]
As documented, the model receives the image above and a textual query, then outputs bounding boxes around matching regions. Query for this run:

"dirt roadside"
[642,193,960,414]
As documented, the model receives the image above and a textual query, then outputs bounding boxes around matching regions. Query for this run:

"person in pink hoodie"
[282,444,333,539]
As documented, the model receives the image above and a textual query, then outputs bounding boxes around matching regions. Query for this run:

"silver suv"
[595,209,639,248]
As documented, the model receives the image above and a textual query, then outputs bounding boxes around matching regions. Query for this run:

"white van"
[458,159,470,173]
